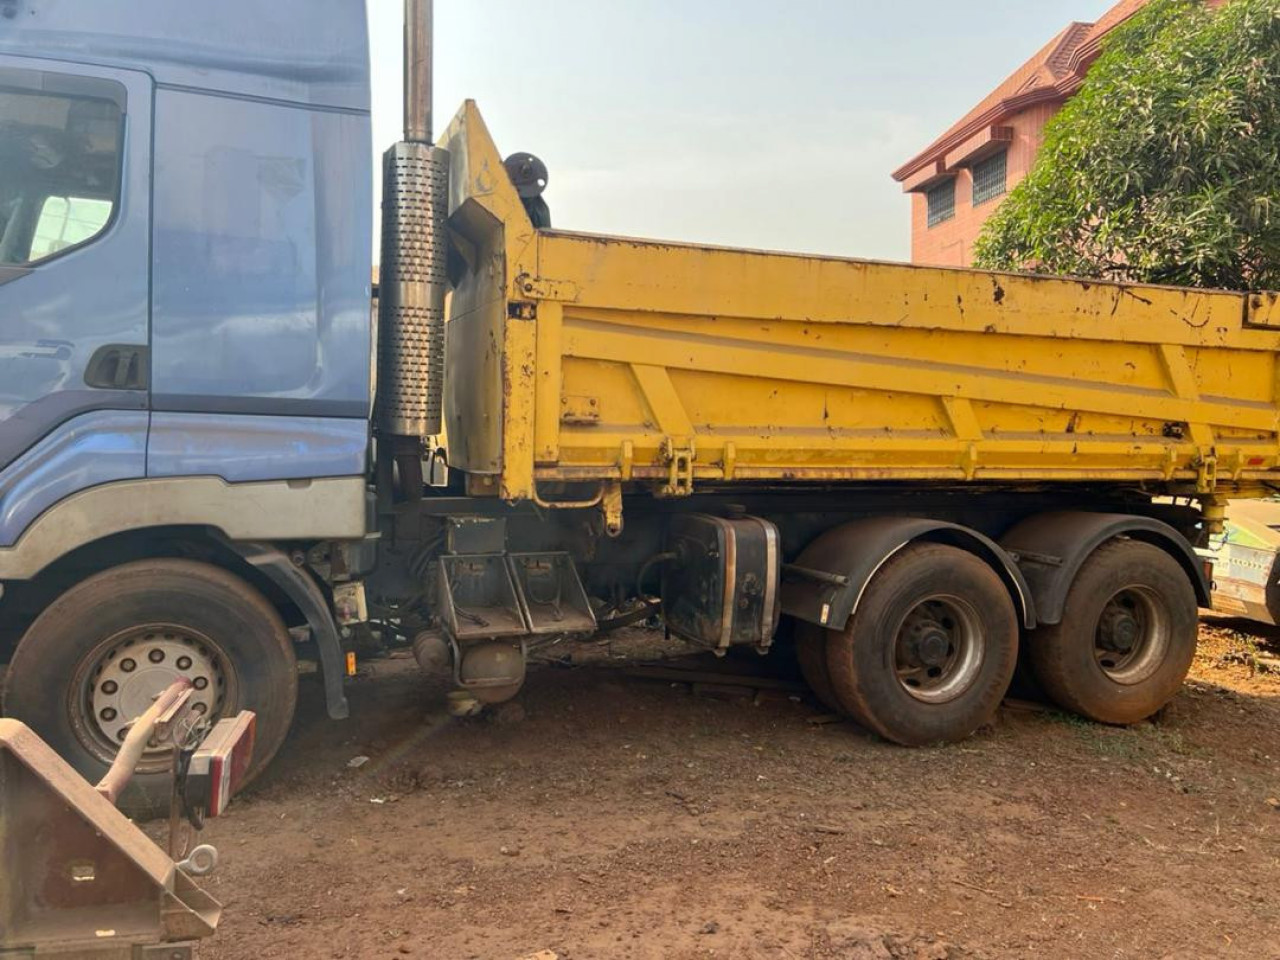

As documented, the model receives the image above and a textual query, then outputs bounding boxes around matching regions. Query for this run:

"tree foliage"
[973,0,1280,291]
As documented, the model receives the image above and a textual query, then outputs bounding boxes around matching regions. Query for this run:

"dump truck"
[1,0,1278,819]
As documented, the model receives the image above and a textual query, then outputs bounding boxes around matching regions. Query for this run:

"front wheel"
[2,559,298,818]
[823,543,1019,746]
[1028,540,1198,725]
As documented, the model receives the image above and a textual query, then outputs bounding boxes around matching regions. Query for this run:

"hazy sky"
[368,1,1120,262]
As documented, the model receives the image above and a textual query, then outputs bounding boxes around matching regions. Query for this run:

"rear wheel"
[1028,540,1197,725]
[2,559,298,818]
[823,543,1019,746]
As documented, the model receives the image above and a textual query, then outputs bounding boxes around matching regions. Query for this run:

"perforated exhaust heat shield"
[376,141,450,438]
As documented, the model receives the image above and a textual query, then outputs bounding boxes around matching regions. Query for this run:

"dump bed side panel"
[520,231,1279,494]
[441,103,1280,502]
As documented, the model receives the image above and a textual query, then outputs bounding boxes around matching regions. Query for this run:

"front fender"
[224,541,350,721]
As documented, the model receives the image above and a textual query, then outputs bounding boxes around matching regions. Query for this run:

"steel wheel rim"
[1093,586,1170,686]
[893,595,985,704]
[70,624,229,769]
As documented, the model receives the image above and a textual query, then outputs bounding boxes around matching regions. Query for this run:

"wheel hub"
[86,628,223,752]
[909,622,953,668]
[1098,602,1140,654]
[1092,587,1171,686]
[894,597,984,705]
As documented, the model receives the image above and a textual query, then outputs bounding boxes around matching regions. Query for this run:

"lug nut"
[101,680,118,695]
[177,656,193,670]
[193,677,209,691]
[120,658,136,673]
[100,708,117,722]
[148,649,165,664]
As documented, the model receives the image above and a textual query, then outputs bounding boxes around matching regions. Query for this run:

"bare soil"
[197,622,1280,960]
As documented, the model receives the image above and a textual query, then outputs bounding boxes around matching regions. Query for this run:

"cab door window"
[0,71,124,266]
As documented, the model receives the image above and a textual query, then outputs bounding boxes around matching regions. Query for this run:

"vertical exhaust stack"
[377,0,450,441]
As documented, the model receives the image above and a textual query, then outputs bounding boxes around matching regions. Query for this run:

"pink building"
[893,0,1168,267]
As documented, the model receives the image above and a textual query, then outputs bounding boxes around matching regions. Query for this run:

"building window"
[972,150,1008,206]
[926,179,956,229]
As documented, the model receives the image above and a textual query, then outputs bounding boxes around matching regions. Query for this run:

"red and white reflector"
[188,711,256,818]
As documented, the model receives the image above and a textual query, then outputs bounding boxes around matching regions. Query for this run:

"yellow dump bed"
[441,102,1280,507]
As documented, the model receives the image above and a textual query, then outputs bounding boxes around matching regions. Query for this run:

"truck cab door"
[0,59,152,545]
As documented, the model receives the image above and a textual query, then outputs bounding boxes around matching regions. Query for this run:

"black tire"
[794,620,844,713]
[823,543,1018,746]
[2,559,297,818]
[1028,540,1197,725]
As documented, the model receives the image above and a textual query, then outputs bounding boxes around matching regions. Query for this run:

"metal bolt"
[100,708,117,722]
[193,676,209,691]
[148,649,165,664]
[177,656,193,670]
[101,680,118,695]
[120,658,136,673]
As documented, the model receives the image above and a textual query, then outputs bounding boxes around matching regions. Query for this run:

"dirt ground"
[195,621,1280,960]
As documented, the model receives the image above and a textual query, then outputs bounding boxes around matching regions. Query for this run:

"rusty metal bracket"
[532,482,607,511]
[513,272,580,302]
[601,481,624,537]
[618,440,635,482]
[0,720,223,956]
[659,438,696,498]
[561,395,601,425]
[1196,451,1218,494]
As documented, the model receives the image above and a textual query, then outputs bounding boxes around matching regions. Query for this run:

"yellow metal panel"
[441,102,1280,502]
[558,318,1276,433]
[440,102,539,480]
[1156,344,1214,447]
[537,231,1251,348]
[533,301,564,464]
[501,309,537,500]
[941,398,983,442]
[630,365,695,441]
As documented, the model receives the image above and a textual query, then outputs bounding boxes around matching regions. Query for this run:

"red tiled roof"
[1090,0,1153,35]
[892,0,1154,184]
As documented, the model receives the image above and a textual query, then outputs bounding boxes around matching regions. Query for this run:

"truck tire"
[1028,540,1197,725]
[794,621,844,714]
[823,543,1018,746]
[2,559,297,819]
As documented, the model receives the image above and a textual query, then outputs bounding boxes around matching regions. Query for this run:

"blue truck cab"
[0,0,373,515]
[0,1,376,811]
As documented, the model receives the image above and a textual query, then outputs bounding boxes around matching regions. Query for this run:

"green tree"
[973,0,1280,291]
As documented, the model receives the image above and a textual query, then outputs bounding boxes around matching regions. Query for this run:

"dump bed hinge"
[659,438,696,498]
[1196,451,1218,494]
